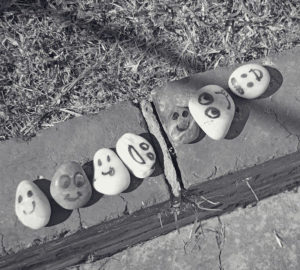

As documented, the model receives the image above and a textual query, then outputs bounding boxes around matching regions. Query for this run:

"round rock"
[50,161,92,210]
[189,85,235,140]
[93,148,130,195]
[116,133,156,178]
[228,63,270,99]
[15,180,51,230]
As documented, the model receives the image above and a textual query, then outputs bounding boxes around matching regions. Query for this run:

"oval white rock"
[15,180,51,230]
[116,133,156,178]
[93,148,130,195]
[228,63,270,99]
[189,85,235,140]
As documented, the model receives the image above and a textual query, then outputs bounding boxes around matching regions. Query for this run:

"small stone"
[189,85,235,140]
[15,180,51,230]
[50,161,92,210]
[166,107,201,144]
[93,148,130,195]
[116,133,156,178]
[228,63,270,99]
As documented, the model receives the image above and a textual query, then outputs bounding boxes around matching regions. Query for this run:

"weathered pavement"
[73,189,300,270]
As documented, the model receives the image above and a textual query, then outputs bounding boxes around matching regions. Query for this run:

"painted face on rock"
[166,107,200,144]
[116,133,157,179]
[15,180,51,229]
[50,161,92,210]
[189,85,235,140]
[93,148,130,195]
[228,63,270,99]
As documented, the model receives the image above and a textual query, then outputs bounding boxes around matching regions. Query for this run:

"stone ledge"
[152,47,300,189]
[0,102,170,255]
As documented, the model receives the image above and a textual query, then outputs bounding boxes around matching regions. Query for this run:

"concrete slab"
[152,48,300,189]
[0,102,170,254]
[75,190,300,270]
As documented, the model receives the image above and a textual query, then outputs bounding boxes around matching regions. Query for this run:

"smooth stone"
[93,148,130,195]
[152,84,201,145]
[15,180,51,230]
[50,161,92,210]
[166,107,201,145]
[189,85,235,140]
[116,133,156,178]
[228,63,270,99]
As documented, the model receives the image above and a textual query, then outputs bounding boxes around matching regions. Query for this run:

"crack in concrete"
[273,112,300,151]
[77,209,83,230]
[119,195,129,216]
[215,217,226,270]
[140,100,181,198]
[0,233,8,256]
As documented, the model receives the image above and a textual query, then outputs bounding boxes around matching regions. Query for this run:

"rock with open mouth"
[116,133,156,178]
[15,180,51,229]
[50,161,92,209]
[93,148,130,195]
[228,63,270,99]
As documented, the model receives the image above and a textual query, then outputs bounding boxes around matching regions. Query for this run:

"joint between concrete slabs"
[140,100,181,198]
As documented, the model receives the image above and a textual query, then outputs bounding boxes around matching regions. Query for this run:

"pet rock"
[189,85,235,140]
[228,63,270,99]
[50,161,92,209]
[15,180,51,229]
[93,148,130,195]
[151,81,201,145]
[166,106,200,144]
[116,133,156,178]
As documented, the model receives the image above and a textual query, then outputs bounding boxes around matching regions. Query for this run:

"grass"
[0,0,299,141]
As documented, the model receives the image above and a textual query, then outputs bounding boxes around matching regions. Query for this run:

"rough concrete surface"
[73,189,300,270]
[152,48,300,189]
[0,102,170,254]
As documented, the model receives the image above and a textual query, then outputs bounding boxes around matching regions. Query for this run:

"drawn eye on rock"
[59,175,71,189]
[74,172,85,187]
[107,155,110,162]
[27,190,33,197]
[18,195,23,203]
[205,107,221,119]
[198,92,214,105]
[182,110,189,117]
[172,112,179,120]
[98,159,102,166]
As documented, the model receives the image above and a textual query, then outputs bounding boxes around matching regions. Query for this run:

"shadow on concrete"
[33,178,72,227]
[258,66,283,99]
[82,160,103,207]
[226,96,250,140]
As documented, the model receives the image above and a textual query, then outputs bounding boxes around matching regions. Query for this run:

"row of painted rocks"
[15,133,156,229]
[155,63,271,142]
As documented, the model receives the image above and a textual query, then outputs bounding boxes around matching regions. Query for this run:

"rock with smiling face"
[152,82,201,145]
[93,148,130,195]
[15,180,51,229]
[50,161,92,210]
[189,85,235,140]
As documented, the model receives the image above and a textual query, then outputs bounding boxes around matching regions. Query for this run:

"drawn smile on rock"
[23,201,36,215]
[101,167,115,176]
[65,191,82,201]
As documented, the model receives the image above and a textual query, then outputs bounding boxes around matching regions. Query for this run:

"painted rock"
[93,148,130,195]
[166,107,201,144]
[50,161,92,209]
[228,63,270,99]
[151,81,201,145]
[116,133,156,178]
[189,85,235,140]
[15,180,51,229]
